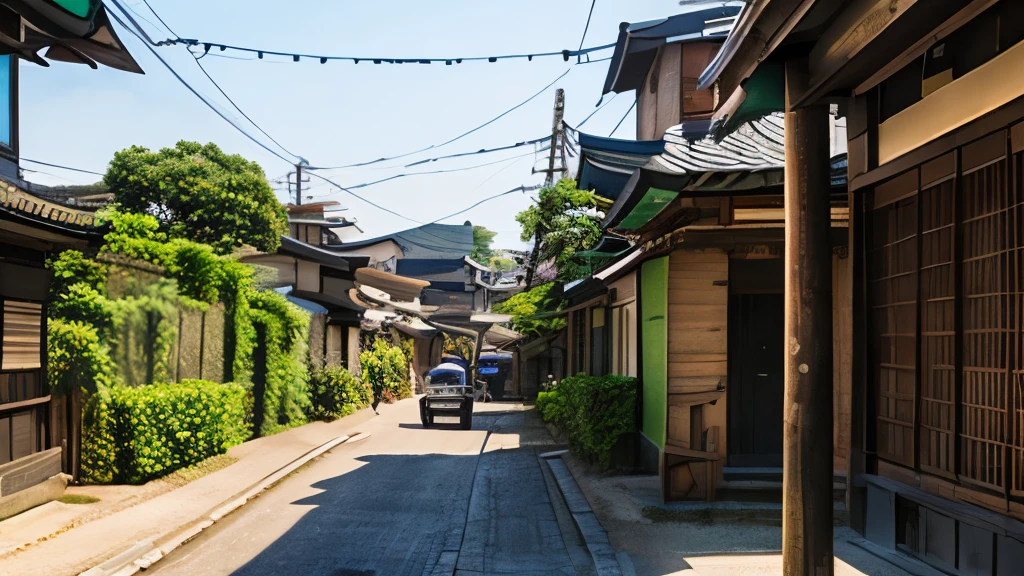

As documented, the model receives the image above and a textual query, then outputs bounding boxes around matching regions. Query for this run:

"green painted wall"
[640,256,668,449]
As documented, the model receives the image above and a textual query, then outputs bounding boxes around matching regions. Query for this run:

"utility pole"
[525,89,566,288]
[782,58,833,576]
[287,165,310,206]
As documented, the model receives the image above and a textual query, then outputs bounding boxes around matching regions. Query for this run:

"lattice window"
[960,160,1013,492]
[869,195,918,466]
[920,180,957,476]
[1011,151,1024,495]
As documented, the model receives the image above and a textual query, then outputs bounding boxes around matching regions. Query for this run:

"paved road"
[149,398,593,576]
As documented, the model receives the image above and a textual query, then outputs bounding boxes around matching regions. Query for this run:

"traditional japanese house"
[0,0,141,514]
[559,5,856,502]
[700,0,1024,572]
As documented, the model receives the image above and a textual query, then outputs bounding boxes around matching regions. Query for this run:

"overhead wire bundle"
[100,0,621,225]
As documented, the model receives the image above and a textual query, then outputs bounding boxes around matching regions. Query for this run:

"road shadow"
[229,453,478,576]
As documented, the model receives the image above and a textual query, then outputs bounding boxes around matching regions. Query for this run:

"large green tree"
[516,178,602,285]
[470,224,497,262]
[105,141,287,254]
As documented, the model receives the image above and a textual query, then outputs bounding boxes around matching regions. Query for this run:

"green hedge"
[359,337,411,403]
[81,379,248,484]
[307,366,372,421]
[536,374,637,468]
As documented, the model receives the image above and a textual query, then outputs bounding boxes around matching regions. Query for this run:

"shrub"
[247,289,311,436]
[535,389,566,424]
[47,319,117,396]
[307,366,372,421]
[359,337,411,402]
[81,379,248,484]
[537,374,637,469]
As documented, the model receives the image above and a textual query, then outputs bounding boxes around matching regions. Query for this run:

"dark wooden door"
[728,293,785,467]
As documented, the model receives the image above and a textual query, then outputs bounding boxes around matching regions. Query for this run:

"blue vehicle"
[419,363,474,429]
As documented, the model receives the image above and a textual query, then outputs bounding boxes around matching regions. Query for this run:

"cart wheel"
[460,410,472,430]
[419,399,431,428]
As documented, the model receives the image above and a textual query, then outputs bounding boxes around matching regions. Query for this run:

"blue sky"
[20,0,679,249]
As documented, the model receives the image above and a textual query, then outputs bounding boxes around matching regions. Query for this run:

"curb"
[543,456,623,576]
[80,431,371,576]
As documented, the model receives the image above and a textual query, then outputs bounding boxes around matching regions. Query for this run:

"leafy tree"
[104,141,287,254]
[515,178,602,285]
[492,282,566,337]
[471,225,497,262]
[488,257,517,273]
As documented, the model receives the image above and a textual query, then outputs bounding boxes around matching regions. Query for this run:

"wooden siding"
[1,301,41,370]
[637,42,720,141]
[834,251,854,473]
[666,250,728,449]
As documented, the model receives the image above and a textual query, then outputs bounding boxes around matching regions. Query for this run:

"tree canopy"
[492,282,566,337]
[515,178,602,284]
[471,225,497,262]
[105,141,288,254]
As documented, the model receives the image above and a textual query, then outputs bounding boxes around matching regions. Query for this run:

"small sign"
[479,366,499,375]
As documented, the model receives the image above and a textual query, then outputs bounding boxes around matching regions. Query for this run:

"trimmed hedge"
[307,366,373,421]
[359,337,411,403]
[536,374,637,469]
[81,379,248,484]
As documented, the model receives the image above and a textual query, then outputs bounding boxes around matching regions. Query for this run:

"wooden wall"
[666,249,728,451]
[636,42,720,141]
[833,251,853,473]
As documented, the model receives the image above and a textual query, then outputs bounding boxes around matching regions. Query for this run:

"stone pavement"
[561,455,917,576]
[0,405,377,576]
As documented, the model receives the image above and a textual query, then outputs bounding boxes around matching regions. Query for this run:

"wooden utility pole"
[295,163,303,206]
[782,58,833,576]
[524,89,566,288]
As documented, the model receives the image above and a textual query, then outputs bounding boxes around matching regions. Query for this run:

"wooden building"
[0,0,141,514]
[702,0,1024,573]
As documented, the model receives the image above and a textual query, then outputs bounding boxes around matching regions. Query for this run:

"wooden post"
[783,58,834,576]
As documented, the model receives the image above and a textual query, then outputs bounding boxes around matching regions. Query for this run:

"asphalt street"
[148,398,593,576]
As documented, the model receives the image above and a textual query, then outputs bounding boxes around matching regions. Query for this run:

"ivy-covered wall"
[49,210,320,482]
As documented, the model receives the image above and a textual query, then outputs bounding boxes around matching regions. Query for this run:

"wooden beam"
[783,58,834,576]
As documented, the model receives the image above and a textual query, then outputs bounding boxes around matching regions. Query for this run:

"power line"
[563,92,618,131]
[576,0,598,61]
[106,0,298,166]
[307,68,572,170]
[306,170,423,224]
[400,136,550,168]
[21,158,105,176]
[191,55,300,159]
[157,35,613,66]
[307,152,535,197]
[428,185,541,225]
[609,99,637,137]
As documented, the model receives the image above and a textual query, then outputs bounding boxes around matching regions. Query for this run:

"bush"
[247,290,311,436]
[307,366,372,421]
[81,379,248,484]
[535,389,566,424]
[47,319,117,396]
[359,337,411,402]
[537,374,636,469]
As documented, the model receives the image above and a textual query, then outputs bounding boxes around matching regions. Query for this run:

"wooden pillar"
[783,59,834,576]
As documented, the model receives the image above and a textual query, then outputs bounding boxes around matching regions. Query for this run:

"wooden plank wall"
[833,251,854,473]
[666,249,728,450]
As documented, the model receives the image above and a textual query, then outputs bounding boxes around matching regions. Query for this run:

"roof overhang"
[603,4,744,95]
[1,0,143,72]
[277,235,351,272]
[701,0,980,136]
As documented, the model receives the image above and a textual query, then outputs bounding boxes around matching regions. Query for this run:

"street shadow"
[230,453,478,576]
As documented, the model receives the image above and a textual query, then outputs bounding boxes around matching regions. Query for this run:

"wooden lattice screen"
[920,178,957,477]
[869,194,918,467]
[960,158,1013,492]
[1011,149,1024,496]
